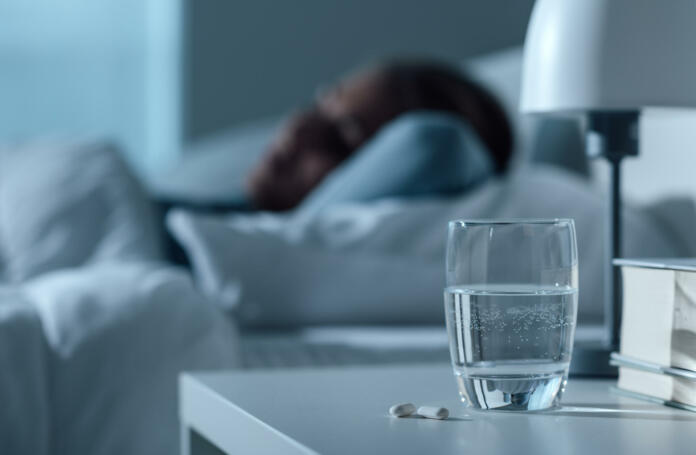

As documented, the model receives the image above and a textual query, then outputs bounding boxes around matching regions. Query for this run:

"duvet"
[0,261,239,455]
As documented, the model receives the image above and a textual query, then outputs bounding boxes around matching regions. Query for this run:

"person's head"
[247,60,513,211]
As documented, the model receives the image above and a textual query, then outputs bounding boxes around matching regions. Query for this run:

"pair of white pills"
[389,403,449,420]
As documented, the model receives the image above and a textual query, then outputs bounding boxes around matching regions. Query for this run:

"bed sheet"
[0,261,240,455]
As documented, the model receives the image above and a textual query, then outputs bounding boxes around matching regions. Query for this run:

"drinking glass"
[444,219,578,411]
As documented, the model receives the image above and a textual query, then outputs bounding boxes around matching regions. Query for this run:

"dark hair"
[381,61,513,174]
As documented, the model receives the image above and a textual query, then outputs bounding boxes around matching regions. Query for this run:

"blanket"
[0,261,240,455]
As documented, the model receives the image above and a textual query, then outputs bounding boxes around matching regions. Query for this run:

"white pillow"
[168,209,443,326]
[0,139,162,282]
[168,166,693,327]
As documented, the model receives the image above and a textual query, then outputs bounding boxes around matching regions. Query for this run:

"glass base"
[456,372,566,411]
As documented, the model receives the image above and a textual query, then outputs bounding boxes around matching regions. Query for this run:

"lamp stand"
[569,111,639,377]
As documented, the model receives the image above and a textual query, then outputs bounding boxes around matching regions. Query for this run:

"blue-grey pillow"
[295,111,494,220]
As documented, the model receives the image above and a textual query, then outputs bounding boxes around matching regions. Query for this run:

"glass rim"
[449,218,574,228]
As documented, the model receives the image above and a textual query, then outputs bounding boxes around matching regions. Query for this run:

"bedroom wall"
[184,0,536,140]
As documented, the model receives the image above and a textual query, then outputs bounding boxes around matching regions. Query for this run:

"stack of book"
[611,258,696,412]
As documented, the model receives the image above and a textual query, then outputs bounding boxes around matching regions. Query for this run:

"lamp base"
[569,341,617,377]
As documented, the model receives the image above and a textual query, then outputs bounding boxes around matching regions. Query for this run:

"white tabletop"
[180,364,696,455]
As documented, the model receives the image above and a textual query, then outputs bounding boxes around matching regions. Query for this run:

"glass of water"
[444,219,578,411]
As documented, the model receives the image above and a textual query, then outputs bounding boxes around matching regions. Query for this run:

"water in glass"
[445,284,577,411]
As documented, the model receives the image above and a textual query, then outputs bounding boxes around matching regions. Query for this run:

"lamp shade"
[520,0,696,113]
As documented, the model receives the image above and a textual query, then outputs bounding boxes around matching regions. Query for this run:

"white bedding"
[0,295,49,455]
[0,138,243,455]
[170,166,696,328]
[0,261,240,455]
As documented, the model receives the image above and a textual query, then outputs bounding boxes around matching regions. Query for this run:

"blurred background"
[0,0,535,176]
[3,0,696,202]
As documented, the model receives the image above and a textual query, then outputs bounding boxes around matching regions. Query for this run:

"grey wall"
[185,0,535,140]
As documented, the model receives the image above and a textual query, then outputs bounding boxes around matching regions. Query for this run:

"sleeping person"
[165,60,696,327]
[246,61,514,212]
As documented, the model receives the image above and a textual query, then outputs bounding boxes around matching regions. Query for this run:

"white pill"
[417,406,449,420]
[389,402,416,417]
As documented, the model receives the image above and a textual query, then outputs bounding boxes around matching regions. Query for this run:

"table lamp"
[520,0,696,375]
